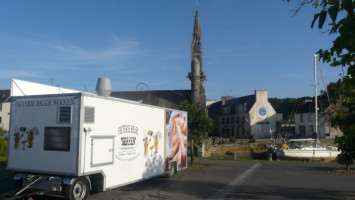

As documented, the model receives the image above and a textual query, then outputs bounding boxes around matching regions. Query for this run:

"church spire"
[193,11,201,38]
[191,10,202,53]
[188,10,206,108]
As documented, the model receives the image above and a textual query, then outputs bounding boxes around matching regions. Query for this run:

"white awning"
[11,79,81,96]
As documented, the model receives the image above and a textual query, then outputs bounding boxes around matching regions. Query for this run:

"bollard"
[267,153,272,161]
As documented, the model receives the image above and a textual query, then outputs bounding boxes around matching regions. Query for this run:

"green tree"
[285,0,355,170]
[179,100,213,164]
[0,127,7,157]
[269,97,300,120]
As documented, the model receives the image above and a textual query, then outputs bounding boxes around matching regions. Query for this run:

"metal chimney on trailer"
[96,78,112,97]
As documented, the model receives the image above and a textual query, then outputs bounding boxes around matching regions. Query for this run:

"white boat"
[276,54,341,162]
[275,138,340,162]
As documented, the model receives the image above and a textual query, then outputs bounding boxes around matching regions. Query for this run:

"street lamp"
[136,83,150,104]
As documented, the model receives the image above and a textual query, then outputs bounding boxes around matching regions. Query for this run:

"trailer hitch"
[16,175,41,195]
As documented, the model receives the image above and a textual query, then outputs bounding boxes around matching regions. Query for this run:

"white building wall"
[0,102,10,132]
[249,91,276,138]
[294,112,342,139]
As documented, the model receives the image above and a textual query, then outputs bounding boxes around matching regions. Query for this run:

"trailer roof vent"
[96,77,112,97]
[84,106,95,123]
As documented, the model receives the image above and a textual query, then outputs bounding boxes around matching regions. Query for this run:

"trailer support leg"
[15,176,41,196]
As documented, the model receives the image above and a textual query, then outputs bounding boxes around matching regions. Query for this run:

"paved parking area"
[1,160,354,200]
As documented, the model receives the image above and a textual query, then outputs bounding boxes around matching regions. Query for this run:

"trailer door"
[90,136,115,167]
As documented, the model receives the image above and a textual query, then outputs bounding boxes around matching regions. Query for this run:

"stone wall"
[202,139,269,159]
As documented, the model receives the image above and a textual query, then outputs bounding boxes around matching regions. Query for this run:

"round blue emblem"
[258,106,267,118]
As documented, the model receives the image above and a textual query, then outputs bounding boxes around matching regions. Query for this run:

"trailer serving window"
[44,127,71,151]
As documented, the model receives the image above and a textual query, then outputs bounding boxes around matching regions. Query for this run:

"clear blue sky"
[0,0,342,100]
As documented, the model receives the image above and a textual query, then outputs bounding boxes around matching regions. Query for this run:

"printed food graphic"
[27,130,34,148]
[166,111,187,169]
[14,132,22,149]
[143,130,160,157]
[144,137,150,156]
[154,134,159,153]
[14,127,39,150]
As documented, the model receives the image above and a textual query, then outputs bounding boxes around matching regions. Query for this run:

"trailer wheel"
[64,177,90,200]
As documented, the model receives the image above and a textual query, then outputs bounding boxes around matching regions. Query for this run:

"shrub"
[249,138,256,143]
[229,136,236,143]
[337,152,354,171]
[0,137,8,157]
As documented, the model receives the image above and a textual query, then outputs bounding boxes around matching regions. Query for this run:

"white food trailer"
[6,79,188,200]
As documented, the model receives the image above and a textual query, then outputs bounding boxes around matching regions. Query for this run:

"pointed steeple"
[188,10,206,109]
[191,11,202,52]
[193,11,201,38]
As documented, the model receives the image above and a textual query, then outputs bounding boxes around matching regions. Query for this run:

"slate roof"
[0,90,10,103]
[208,94,256,115]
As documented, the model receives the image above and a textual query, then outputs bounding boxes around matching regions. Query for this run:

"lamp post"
[136,83,150,104]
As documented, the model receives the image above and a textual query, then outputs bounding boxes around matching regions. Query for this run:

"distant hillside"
[269,81,338,120]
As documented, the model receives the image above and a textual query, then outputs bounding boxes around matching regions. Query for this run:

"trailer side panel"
[80,95,187,189]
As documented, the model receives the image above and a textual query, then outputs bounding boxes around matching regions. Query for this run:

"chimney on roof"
[255,90,268,103]
[221,96,226,106]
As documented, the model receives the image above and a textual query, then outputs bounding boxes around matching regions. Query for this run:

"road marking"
[207,163,262,200]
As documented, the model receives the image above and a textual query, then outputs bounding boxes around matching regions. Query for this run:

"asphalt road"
[1,160,354,200]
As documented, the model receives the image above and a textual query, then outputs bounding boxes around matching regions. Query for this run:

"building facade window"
[231,117,234,124]
[226,128,230,137]
[300,125,306,136]
[226,118,230,124]
[308,113,313,122]
[236,117,240,124]
[222,118,225,125]
[300,114,304,122]
[309,125,313,135]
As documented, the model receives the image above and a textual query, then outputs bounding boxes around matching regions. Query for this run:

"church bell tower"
[188,10,206,108]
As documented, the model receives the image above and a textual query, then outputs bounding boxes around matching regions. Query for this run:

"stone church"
[111,11,206,109]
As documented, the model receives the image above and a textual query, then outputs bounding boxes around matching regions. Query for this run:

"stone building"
[208,90,277,139]
[294,102,342,139]
[0,90,10,132]
[111,90,190,109]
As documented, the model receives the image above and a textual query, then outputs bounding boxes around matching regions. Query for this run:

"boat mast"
[314,54,318,139]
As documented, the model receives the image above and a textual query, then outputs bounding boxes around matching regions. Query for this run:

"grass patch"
[329,170,355,175]
[0,157,7,166]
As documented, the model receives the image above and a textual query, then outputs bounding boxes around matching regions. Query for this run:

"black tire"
[63,177,90,200]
